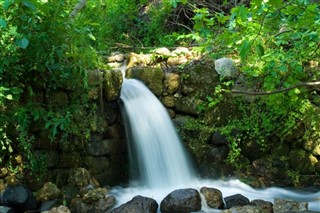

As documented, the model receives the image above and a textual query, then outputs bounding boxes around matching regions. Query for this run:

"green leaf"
[239,39,251,60]
[16,38,29,49]
[5,94,13,100]
[88,33,96,41]
[22,0,36,10]
[255,43,264,57]
[0,18,7,28]
[4,0,14,10]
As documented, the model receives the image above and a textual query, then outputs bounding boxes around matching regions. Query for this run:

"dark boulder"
[224,194,250,209]
[112,195,158,213]
[2,185,37,212]
[160,188,201,213]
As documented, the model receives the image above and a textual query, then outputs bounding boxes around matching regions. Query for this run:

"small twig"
[231,81,320,96]
[167,21,193,32]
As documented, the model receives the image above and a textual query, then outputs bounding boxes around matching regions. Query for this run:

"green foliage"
[184,0,320,171]
[0,0,98,176]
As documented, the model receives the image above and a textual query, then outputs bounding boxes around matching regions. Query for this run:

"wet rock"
[175,95,203,115]
[221,205,265,213]
[0,206,15,213]
[2,185,37,212]
[214,57,238,79]
[112,195,158,213]
[224,194,250,209]
[251,199,273,213]
[84,156,110,175]
[36,182,61,202]
[96,196,116,212]
[42,205,71,213]
[273,198,308,213]
[200,186,224,209]
[160,188,201,213]
[39,199,58,212]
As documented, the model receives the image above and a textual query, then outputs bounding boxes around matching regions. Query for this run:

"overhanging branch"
[231,81,320,96]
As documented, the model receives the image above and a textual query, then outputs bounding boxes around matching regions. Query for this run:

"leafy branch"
[231,81,320,96]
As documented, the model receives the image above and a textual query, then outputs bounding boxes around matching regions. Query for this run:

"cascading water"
[112,77,320,212]
[120,78,195,189]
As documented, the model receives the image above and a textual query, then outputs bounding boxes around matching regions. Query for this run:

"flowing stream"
[113,78,320,212]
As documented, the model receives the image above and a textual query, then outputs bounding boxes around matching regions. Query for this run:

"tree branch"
[231,81,320,96]
[70,0,87,19]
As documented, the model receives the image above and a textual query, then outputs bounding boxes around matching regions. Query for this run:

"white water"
[115,78,320,212]
[120,78,195,189]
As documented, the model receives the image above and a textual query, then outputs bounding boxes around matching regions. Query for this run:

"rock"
[211,132,228,146]
[2,185,37,212]
[164,73,180,94]
[96,196,116,212]
[68,168,91,189]
[160,188,201,213]
[200,186,224,209]
[162,96,175,107]
[36,182,61,202]
[0,206,15,213]
[112,195,158,213]
[154,47,171,57]
[220,205,265,213]
[205,146,229,163]
[42,205,71,213]
[107,52,126,63]
[84,156,110,175]
[59,152,82,168]
[39,199,58,212]
[82,187,108,203]
[214,57,238,79]
[303,136,320,156]
[251,199,273,213]
[86,139,120,156]
[289,149,317,174]
[273,198,308,212]
[175,96,203,115]
[224,194,250,209]
[126,52,152,68]
[103,69,123,101]
[126,66,164,96]
[241,139,269,161]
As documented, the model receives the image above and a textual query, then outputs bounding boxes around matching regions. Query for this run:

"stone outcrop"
[200,186,224,209]
[160,188,201,213]
[112,195,158,213]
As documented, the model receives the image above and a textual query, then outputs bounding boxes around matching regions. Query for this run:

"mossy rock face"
[103,69,123,101]
[180,60,219,98]
[289,149,318,174]
[126,66,164,96]
[303,134,320,155]
[175,95,203,115]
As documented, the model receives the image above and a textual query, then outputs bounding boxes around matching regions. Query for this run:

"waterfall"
[120,78,195,189]
[115,78,320,212]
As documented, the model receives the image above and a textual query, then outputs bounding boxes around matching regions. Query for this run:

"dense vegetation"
[1,0,319,182]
